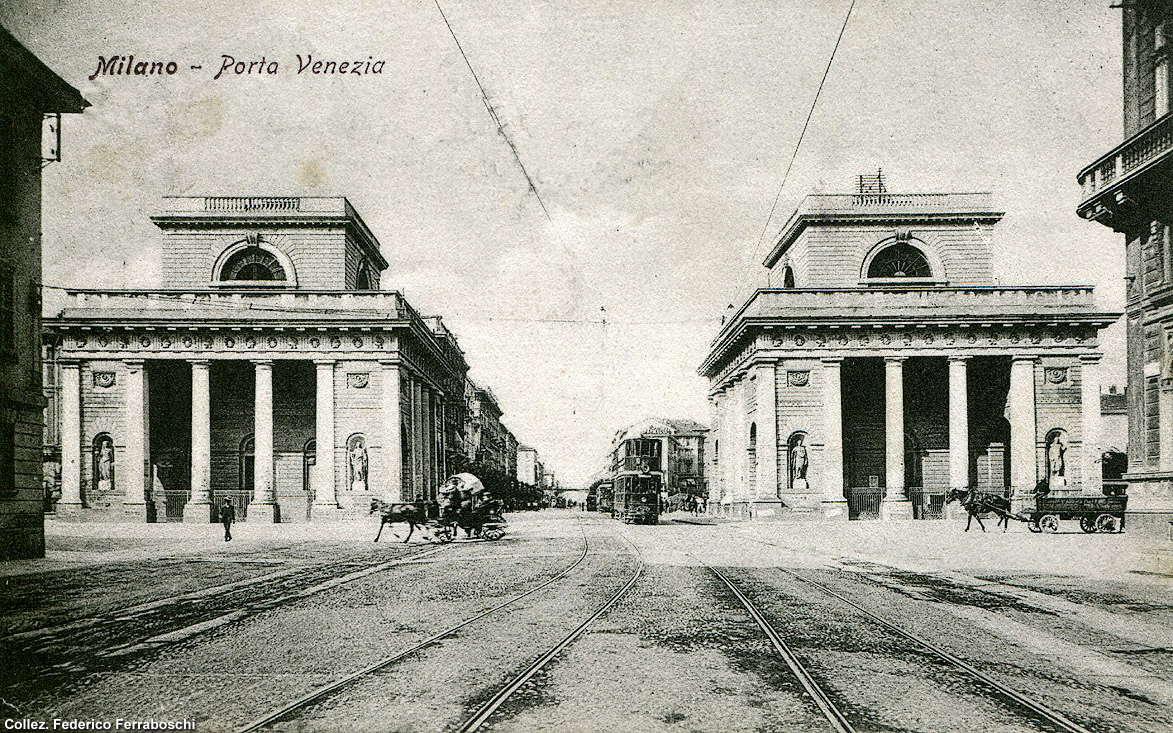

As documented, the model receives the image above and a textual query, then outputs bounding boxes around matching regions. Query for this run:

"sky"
[3,0,1126,487]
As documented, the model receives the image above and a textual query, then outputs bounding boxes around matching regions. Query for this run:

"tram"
[611,437,661,524]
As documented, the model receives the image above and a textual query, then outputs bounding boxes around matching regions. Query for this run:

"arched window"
[240,435,254,493]
[220,247,286,282]
[747,423,757,485]
[355,261,373,290]
[302,439,316,494]
[867,243,932,279]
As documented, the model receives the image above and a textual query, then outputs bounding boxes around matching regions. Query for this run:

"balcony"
[1077,113,1173,233]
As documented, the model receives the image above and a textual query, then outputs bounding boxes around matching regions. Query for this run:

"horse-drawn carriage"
[946,487,1127,534]
[370,472,507,543]
[1022,494,1127,534]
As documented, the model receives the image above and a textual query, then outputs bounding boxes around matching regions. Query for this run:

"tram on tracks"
[611,437,662,524]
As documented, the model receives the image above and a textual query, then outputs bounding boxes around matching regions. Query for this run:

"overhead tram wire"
[431,0,602,307]
[731,0,857,305]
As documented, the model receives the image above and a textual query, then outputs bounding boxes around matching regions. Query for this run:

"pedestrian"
[219,498,235,542]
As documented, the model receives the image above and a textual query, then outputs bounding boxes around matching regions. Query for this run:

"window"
[1157,23,1169,117]
[0,422,14,496]
[220,247,286,282]
[356,261,373,290]
[0,264,14,357]
[867,243,932,279]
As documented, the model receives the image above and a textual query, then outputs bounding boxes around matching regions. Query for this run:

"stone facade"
[1077,0,1173,530]
[702,187,1119,521]
[44,196,475,522]
[0,26,87,557]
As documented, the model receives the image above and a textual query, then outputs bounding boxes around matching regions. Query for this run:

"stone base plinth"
[51,502,85,519]
[183,502,214,523]
[310,503,347,521]
[749,500,785,519]
[880,499,913,520]
[822,500,850,521]
[121,501,150,520]
[247,503,280,523]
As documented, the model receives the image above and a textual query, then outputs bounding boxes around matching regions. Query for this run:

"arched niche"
[210,237,298,287]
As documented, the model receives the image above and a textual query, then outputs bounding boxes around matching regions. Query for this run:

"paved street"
[2,512,1172,732]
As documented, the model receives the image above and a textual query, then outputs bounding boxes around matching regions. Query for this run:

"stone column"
[58,361,82,510]
[1081,355,1104,495]
[755,363,779,504]
[122,360,149,518]
[184,360,212,522]
[821,358,847,520]
[381,361,403,503]
[948,357,969,492]
[1009,356,1038,508]
[413,379,424,502]
[250,360,278,522]
[312,360,341,514]
[882,357,911,519]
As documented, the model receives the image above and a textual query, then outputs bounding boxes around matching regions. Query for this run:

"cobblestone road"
[1,511,1170,732]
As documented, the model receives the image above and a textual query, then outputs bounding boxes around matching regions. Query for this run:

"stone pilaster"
[58,361,82,511]
[381,361,403,503]
[882,357,911,519]
[1009,356,1038,508]
[948,357,969,492]
[821,358,847,520]
[121,360,149,519]
[312,359,342,515]
[250,360,278,522]
[1081,355,1104,495]
[184,360,213,522]
[754,363,780,509]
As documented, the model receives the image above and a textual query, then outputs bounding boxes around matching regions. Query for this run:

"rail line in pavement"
[708,565,855,733]
[453,524,645,733]
[235,518,593,733]
[728,530,1093,733]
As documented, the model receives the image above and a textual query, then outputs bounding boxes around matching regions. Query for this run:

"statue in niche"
[789,435,809,492]
[96,437,114,493]
[349,439,368,492]
[1047,431,1067,488]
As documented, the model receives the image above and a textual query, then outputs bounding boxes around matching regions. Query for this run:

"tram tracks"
[709,551,1093,733]
[453,530,645,733]
[236,518,601,733]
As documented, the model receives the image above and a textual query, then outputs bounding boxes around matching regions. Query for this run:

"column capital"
[190,358,211,367]
[821,356,844,365]
[124,358,145,368]
[59,359,80,368]
[1079,353,1103,364]
[948,355,969,363]
[251,358,274,367]
[313,358,336,367]
[1011,355,1037,363]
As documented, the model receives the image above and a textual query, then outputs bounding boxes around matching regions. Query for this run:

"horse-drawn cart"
[1023,495,1127,534]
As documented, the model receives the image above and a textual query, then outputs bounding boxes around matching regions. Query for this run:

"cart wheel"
[483,527,504,541]
[1039,514,1060,533]
[434,525,454,543]
[1079,516,1098,534]
[1028,518,1043,533]
[1095,514,1121,534]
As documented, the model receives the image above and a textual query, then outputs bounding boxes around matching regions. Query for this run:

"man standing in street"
[220,499,235,542]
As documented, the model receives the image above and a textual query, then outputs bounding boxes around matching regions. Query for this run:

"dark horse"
[945,489,1014,532]
[370,498,436,542]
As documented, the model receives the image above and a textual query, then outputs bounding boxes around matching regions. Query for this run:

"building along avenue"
[0,26,87,558]
[702,177,1119,521]
[1077,0,1173,530]
[41,195,530,522]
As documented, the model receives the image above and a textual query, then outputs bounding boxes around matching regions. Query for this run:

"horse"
[370,498,429,542]
[945,488,1014,532]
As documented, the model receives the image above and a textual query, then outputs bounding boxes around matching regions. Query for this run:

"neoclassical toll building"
[45,196,469,522]
[701,185,1120,520]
